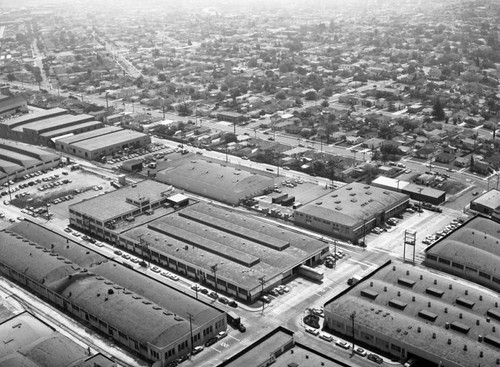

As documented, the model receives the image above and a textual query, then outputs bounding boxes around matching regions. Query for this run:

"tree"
[275,90,287,100]
[224,132,238,144]
[321,99,329,108]
[432,98,445,121]
[305,90,318,101]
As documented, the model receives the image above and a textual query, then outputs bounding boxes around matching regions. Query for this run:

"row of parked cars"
[422,218,464,245]
[305,327,383,364]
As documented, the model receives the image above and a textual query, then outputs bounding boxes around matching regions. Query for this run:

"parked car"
[192,346,204,355]
[205,337,218,347]
[217,331,227,340]
[367,354,383,364]
[319,333,334,342]
[209,291,218,299]
[336,340,350,349]
[354,347,367,357]
[305,327,319,336]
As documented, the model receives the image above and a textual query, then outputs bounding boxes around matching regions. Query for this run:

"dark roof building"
[424,215,500,294]
[156,159,274,205]
[0,220,225,366]
[0,139,60,185]
[294,182,409,243]
[55,126,150,161]
[0,311,116,367]
[324,260,500,367]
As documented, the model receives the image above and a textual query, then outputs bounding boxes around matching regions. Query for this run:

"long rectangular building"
[55,126,150,160]
[0,220,225,366]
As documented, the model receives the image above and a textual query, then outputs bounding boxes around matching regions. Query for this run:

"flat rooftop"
[0,139,60,161]
[69,180,174,222]
[122,202,328,290]
[13,113,93,133]
[219,327,355,367]
[472,189,500,209]
[324,261,500,367]
[296,182,409,226]
[425,216,500,278]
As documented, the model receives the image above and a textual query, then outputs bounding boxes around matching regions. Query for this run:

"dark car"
[218,297,229,304]
[367,354,383,364]
[228,300,238,308]
[205,337,218,347]
[238,323,246,332]
[209,291,218,299]
[200,288,209,294]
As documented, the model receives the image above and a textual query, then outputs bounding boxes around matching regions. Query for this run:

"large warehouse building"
[0,220,225,367]
[424,215,500,294]
[0,138,60,185]
[55,126,150,161]
[0,107,103,147]
[68,181,329,302]
[294,182,409,243]
[324,260,500,367]
[0,94,27,117]
[156,159,274,205]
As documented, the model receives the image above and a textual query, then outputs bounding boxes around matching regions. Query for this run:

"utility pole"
[186,312,194,355]
[211,264,218,297]
[258,276,266,314]
[350,311,356,353]
[334,240,337,269]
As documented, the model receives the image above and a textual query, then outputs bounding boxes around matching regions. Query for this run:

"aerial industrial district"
[1,0,500,367]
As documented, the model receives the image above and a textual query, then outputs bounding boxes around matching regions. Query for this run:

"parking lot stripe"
[229,335,240,342]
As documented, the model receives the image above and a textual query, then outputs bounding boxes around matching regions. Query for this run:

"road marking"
[371,247,394,254]
[348,258,378,268]
[229,335,240,342]
[211,347,221,353]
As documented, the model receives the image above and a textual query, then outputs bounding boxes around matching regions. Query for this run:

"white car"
[336,340,350,349]
[353,347,367,357]
[305,327,319,336]
[319,333,334,342]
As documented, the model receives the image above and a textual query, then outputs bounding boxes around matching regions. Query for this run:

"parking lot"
[1,165,115,224]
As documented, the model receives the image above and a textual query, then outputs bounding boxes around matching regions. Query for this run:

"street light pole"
[186,312,194,356]
[350,311,356,353]
[258,276,266,314]
[211,264,218,298]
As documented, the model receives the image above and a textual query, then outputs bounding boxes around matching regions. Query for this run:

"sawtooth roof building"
[424,215,500,294]
[0,311,116,367]
[156,159,274,205]
[68,181,328,303]
[0,220,225,366]
[0,108,103,147]
[55,126,150,161]
[0,94,27,117]
[0,138,60,185]
[324,260,500,367]
[294,182,409,243]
